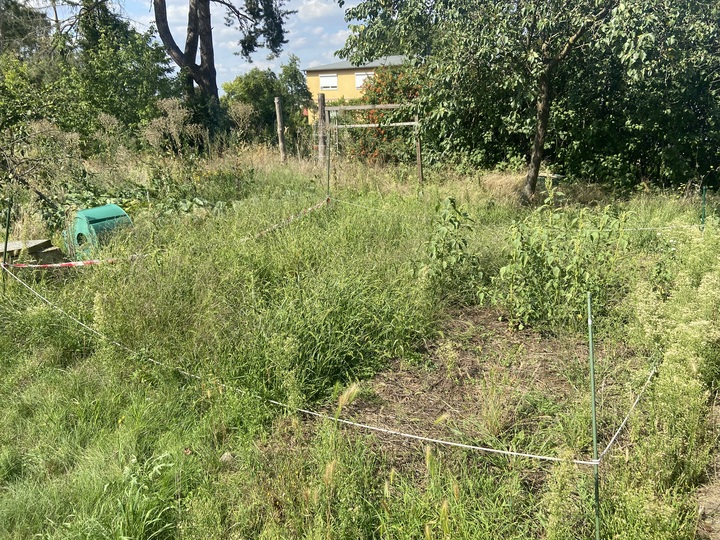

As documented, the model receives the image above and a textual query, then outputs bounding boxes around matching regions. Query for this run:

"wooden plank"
[326,104,404,111]
[5,239,52,256]
[415,114,423,186]
[274,96,287,162]
[318,93,326,162]
[335,122,417,129]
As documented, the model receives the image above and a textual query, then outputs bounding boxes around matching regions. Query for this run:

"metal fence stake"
[588,292,601,540]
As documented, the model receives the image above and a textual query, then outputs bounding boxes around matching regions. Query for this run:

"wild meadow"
[1,146,718,539]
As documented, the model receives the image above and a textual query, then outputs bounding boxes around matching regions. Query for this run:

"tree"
[0,0,50,57]
[222,55,313,145]
[278,54,312,117]
[340,0,621,201]
[66,0,178,134]
[1,0,180,150]
[223,67,281,140]
[153,0,290,111]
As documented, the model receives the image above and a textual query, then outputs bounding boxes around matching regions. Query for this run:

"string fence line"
[331,197,704,236]
[238,197,330,243]
[1,192,685,468]
[599,362,659,459]
[1,264,599,468]
[1,199,329,271]
[4,197,703,272]
[1,255,146,270]
[583,224,701,233]
[330,197,403,215]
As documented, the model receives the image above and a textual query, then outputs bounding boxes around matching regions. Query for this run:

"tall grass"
[1,148,717,538]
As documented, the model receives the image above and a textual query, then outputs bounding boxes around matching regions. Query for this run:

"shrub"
[418,197,482,304]
[495,183,629,329]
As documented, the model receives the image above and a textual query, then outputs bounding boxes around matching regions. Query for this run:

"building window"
[319,74,338,90]
[355,72,372,89]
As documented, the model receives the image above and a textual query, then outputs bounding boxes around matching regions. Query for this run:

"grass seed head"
[323,460,337,487]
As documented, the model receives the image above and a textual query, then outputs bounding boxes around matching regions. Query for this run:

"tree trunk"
[521,67,552,204]
[153,0,218,102]
[182,0,199,98]
[196,0,219,101]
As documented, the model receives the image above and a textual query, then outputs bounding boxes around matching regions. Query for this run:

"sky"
[117,0,355,90]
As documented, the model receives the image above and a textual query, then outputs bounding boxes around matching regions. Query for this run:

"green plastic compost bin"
[64,204,132,258]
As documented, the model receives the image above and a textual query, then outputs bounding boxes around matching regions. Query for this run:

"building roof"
[305,55,406,72]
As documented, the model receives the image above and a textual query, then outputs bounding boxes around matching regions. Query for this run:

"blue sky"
[118,0,354,89]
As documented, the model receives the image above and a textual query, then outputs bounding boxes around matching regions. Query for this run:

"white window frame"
[355,72,373,89]
[319,74,338,90]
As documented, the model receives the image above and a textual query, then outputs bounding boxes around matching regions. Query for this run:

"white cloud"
[120,0,351,89]
[164,1,188,24]
[327,28,351,46]
[297,0,338,22]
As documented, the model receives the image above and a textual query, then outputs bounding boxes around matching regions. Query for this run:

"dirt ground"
[333,307,625,475]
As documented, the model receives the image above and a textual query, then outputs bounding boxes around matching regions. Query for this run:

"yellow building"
[304,56,405,117]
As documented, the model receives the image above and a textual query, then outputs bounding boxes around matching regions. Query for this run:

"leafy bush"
[495,183,629,329]
[419,197,482,304]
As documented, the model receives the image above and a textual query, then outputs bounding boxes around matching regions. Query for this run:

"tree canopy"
[153,0,290,112]
[1,0,179,145]
[0,0,50,57]
[339,0,720,194]
[222,54,312,144]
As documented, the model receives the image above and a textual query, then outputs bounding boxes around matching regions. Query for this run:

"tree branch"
[554,1,617,64]
[153,0,189,68]
[210,0,254,25]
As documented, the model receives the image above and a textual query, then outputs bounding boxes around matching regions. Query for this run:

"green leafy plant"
[419,197,482,304]
[496,182,629,329]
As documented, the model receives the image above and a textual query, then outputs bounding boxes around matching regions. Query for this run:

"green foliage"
[67,30,177,136]
[0,1,179,155]
[339,0,720,189]
[222,67,281,141]
[549,0,720,189]
[56,1,178,140]
[496,183,629,329]
[222,55,313,150]
[335,66,418,164]
[419,197,482,304]
[0,0,50,57]
[0,54,61,132]
[3,154,720,539]
[378,447,537,538]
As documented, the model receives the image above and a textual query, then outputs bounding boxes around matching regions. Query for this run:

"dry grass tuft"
[561,182,610,206]
[11,206,47,240]
[480,172,524,202]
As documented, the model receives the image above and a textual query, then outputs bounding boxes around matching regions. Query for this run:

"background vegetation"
[1,138,719,538]
[2,0,720,537]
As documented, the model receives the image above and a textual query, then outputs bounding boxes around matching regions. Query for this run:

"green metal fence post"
[588,292,601,540]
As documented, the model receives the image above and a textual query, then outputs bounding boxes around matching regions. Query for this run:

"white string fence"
[3,264,608,467]
[2,194,685,469]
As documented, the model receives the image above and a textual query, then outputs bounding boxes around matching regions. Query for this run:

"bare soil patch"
[333,307,625,475]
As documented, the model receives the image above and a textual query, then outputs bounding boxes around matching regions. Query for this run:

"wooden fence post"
[415,114,424,187]
[317,93,326,163]
[274,96,287,162]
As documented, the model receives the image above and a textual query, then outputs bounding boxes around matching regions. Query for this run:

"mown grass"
[0,148,718,538]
